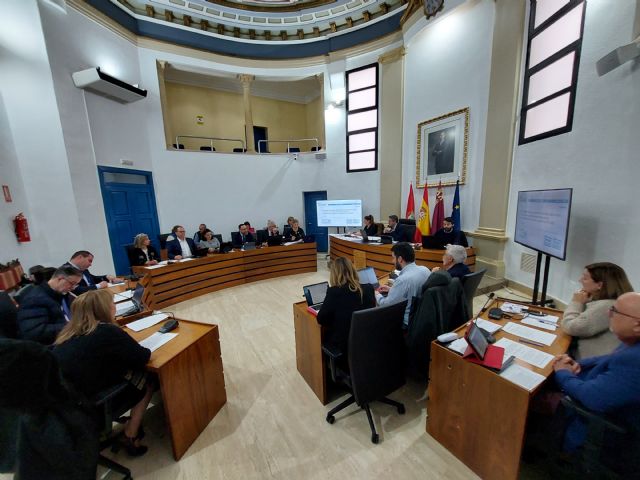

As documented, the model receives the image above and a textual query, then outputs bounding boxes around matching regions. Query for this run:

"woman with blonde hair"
[561,262,634,359]
[54,289,152,456]
[128,233,159,267]
[316,257,376,355]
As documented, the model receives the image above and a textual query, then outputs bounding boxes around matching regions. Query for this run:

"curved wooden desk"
[329,235,475,275]
[134,243,317,309]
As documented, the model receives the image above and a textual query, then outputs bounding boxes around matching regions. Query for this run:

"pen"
[500,355,516,372]
[518,338,545,347]
[535,319,557,326]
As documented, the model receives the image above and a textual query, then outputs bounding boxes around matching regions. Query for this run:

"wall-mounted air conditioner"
[72,67,147,103]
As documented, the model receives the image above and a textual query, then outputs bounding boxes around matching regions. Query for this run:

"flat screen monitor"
[316,199,362,227]
[514,188,572,260]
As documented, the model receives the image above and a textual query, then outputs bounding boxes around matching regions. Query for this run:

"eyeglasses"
[608,305,640,320]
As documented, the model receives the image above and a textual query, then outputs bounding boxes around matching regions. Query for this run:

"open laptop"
[357,266,380,289]
[243,242,256,250]
[116,284,144,317]
[303,281,329,315]
[422,235,446,250]
[267,236,283,247]
[193,247,209,257]
[360,229,381,243]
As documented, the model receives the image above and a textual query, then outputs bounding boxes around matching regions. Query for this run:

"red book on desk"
[463,344,505,370]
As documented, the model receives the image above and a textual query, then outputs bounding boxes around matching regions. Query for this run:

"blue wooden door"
[304,191,328,252]
[98,167,161,275]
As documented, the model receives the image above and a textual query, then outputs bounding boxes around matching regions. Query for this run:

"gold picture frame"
[416,107,469,188]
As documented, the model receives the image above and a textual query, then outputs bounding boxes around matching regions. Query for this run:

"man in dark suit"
[166,225,197,260]
[66,250,123,295]
[433,217,468,247]
[232,223,256,248]
[383,215,407,242]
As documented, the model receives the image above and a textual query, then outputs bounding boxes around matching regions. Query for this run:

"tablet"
[465,321,489,359]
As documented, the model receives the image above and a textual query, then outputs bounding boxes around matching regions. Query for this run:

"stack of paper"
[447,338,469,355]
[503,322,557,346]
[521,317,557,331]
[114,290,134,301]
[475,318,502,334]
[499,364,546,391]
[501,302,526,314]
[494,337,554,369]
[146,262,168,269]
[139,332,178,352]
[126,313,169,332]
[115,300,135,316]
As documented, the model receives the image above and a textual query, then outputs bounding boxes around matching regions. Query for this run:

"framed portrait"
[416,107,469,188]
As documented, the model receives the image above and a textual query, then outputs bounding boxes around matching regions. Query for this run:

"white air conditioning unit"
[72,67,147,103]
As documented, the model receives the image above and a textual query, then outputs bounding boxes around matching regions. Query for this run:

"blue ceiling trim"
[84,0,402,59]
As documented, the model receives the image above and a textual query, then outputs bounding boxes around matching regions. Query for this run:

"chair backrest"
[287,147,300,153]
[172,143,184,150]
[399,218,416,226]
[199,146,215,151]
[232,148,247,152]
[348,301,408,406]
[158,233,172,249]
[461,269,486,316]
[375,223,384,235]
[213,234,223,244]
[256,229,268,244]
[0,292,19,339]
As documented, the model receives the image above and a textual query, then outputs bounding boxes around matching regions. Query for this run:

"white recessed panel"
[348,88,376,110]
[348,67,376,91]
[534,0,570,28]
[349,131,376,152]
[347,110,377,132]
[529,3,583,68]
[524,92,570,138]
[528,52,575,104]
[349,151,375,170]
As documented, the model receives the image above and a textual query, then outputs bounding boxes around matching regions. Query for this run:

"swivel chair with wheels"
[323,300,408,444]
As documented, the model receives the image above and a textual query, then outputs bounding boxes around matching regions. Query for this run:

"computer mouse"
[159,319,179,333]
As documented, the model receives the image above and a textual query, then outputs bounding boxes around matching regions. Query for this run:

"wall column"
[156,60,173,148]
[238,74,255,152]
[471,1,526,279]
[378,47,405,219]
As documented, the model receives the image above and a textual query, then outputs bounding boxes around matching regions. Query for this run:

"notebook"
[303,281,329,315]
[357,266,380,289]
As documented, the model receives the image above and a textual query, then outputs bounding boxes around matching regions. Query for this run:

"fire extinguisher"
[13,213,31,243]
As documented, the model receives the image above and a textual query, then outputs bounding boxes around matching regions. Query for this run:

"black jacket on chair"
[16,284,70,345]
[406,270,470,380]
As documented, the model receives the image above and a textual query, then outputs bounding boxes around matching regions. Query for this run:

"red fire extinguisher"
[13,213,31,243]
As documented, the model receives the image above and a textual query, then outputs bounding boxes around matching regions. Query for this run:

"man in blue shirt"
[376,242,430,328]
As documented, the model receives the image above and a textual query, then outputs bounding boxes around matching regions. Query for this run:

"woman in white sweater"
[561,262,633,359]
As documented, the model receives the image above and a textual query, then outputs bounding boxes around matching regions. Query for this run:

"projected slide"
[514,188,572,260]
[317,200,362,227]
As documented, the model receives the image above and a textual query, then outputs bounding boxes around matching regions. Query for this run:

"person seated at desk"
[361,214,378,236]
[286,219,305,242]
[232,223,256,248]
[432,244,470,280]
[65,251,124,294]
[14,265,56,304]
[283,216,295,236]
[561,262,633,359]
[383,215,407,242]
[316,258,376,356]
[433,217,468,247]
[552,292,640,453]
[129,233,159,267]
[17,265,81,345]
[376,242,430,328]
[243,221,256,234]
[53,289,153,456]
[193,223,207,244]
[266,220,280,237]
[166,225,197,260]
[198,229,220,253]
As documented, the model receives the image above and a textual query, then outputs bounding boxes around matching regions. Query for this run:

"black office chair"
[311,146,322,151]
[171,143,184,150]
[200,146,215,151]
[461,269,486,316]
[158,233,172,250]
[256,229,268,244]
[232,148,247,152]
[399,218,417,242]
[406,271,469,380]
[287,147,300,153]
[0,292,19,338]
[323,301,408,444]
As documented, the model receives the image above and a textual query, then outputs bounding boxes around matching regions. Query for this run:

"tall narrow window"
[346,64,379,172]
[519,0,586,144]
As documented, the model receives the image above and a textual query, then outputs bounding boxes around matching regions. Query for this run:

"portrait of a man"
[427,126,456,175]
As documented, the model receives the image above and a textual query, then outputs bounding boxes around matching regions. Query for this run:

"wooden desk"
[125,318,227,460]
[293,301,328,404]
[134,243,317,309]
[329,234,476,276]
[426,298,571,480]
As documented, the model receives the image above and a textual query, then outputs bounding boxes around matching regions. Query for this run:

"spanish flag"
[417,184,431,237]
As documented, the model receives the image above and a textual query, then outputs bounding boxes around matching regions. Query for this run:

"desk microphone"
[479,292,495,314]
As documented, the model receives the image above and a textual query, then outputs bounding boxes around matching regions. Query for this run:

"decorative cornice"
[378,45,404,63]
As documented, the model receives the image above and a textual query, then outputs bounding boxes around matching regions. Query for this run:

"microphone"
[479,292,496,314]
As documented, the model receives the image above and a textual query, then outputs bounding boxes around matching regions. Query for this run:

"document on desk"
[447,338,469,355]
[499,363,546,391]
[503,322,556,346]
[528,313,559,324]
[501,302,526,314]
[146,262,168,269]
[494,337,554,369]
[139,332,178,352]
[107,281,126,288]
[115,301,135,316]
[113,290,134,301]
[521,317,557,331]
[126,313,168,332]
[475,318,502,334]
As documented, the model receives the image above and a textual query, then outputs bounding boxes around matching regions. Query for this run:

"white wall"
[401,0,495,234]
[505,0,640,303]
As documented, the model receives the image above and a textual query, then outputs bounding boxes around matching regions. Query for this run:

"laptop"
[116,284,144,317]
[193,248,209,257]
[360,229,381,243]
[422,235,446,250]
[357,266,380,289]
[267,236,283,247]
[243,242,256,250]
[303,281,329,315]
